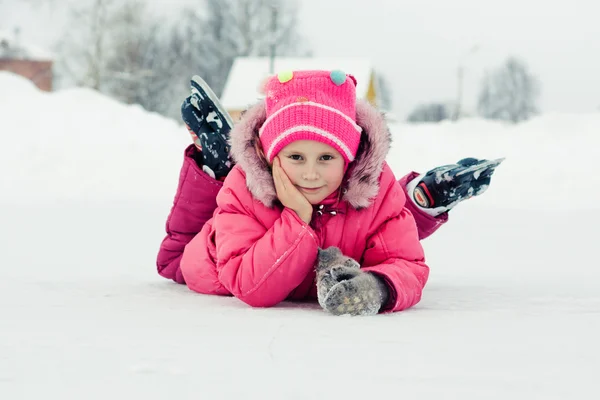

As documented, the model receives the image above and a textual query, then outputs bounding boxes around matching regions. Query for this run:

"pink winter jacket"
[157,100,448,312]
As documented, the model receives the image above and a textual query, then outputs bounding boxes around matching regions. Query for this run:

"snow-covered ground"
[1,72,599,399]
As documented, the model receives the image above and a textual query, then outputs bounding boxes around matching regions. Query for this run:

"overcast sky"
[2,0,599,117]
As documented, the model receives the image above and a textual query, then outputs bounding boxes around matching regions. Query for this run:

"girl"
[157,70,499,316]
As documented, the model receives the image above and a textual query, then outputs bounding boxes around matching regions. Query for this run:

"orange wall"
[0,59,53,91]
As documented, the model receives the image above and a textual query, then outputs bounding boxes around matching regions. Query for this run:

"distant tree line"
[407,56,542,124]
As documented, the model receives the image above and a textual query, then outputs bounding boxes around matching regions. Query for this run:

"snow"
[1,71,599,399]
[0,30,53,61]
[221,57,374,110]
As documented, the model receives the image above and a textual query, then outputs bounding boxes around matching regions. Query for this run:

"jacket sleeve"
[360,177,430,312]
[213,173,320,308]
[397,171,448,240]
[156,145,223,283]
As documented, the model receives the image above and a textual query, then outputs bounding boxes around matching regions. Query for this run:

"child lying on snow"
[156,71,501,316]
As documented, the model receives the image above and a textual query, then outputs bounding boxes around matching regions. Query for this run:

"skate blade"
[455,157,505,177]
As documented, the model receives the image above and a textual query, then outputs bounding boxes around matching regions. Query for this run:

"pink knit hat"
[258,70,362,163]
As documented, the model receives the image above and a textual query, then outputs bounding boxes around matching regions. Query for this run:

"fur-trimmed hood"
[229,99,392,210]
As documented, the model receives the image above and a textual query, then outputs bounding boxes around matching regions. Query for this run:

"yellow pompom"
[277,70,294,83]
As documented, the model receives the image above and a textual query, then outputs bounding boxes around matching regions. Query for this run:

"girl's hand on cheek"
[273,157,313,224]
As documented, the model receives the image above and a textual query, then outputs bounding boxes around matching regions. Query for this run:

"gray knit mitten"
[316,247,389,316]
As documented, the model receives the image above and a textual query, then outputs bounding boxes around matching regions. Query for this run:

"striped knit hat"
[258,70,362,163]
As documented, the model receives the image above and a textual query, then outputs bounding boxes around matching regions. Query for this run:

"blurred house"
[0,31,53,92]
[221,57,381,122]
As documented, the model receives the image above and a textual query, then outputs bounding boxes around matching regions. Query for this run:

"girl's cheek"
[280,162,295,179]
[324,166,345,182]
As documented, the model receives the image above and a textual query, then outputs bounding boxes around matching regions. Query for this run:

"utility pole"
[453,65,465,121]
[453,44,480,121]
[269,3,277,74]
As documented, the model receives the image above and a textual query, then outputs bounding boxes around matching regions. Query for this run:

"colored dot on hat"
[277,70,294,83]
[330,70,346,85]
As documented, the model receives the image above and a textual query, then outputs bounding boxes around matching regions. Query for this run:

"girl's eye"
[289,154,303,161]
[321,155,334,161]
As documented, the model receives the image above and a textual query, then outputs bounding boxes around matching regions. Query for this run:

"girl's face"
[276,140,346,205]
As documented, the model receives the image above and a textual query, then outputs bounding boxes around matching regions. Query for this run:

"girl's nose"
[302,165,319,181]
[302,171,319,180]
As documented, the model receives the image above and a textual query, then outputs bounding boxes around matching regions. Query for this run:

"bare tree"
[51,0,194,118]
[54,0,115,90]
[50,0,308,119]
[100,0,308,118]
[477,57,541,123]
[102,1,147,102]
[194,0,309,96]
[101,1,176,112]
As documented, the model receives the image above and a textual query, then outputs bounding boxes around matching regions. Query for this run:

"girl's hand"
[273,157,313,224]
[316,247,389,316]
